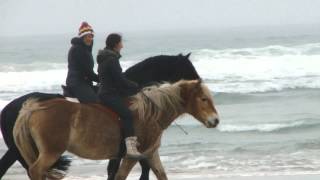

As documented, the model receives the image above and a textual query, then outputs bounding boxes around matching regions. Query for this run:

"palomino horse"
[13,80,219,180]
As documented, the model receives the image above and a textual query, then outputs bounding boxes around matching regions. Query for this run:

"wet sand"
[2,161,320,180]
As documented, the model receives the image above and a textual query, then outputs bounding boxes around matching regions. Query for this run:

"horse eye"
[201,98,207,102]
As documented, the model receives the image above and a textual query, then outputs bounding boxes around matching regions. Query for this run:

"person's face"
[83,34,94,46]
[114,41,123,53]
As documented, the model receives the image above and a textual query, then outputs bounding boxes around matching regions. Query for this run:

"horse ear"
[185,52,191,59]
[190,79,202,92]
[178,53,183,57]
[180,80,202,101]
[195,79,202,89]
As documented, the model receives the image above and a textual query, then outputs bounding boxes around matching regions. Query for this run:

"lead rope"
[173,122,189,135]
[140,90,189,135]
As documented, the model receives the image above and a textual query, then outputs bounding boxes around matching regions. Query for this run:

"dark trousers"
[99,94,134,138]
[69,83,98,103]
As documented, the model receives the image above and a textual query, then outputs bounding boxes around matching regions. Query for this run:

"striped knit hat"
[78,22,94,37]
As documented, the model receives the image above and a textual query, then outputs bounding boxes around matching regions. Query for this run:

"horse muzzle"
[206,115,219,128]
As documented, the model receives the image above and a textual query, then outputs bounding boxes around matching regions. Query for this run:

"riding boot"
[125,136,146,160]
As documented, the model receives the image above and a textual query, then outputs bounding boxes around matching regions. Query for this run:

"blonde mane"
[129,81,185,122]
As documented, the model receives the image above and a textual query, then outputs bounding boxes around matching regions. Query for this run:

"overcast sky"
[0,0,320,36]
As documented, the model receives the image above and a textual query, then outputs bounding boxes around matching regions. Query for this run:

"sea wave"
[1,59,320,95]
[206,78,320,93]
[159,152,320,177]
[0,69,67,92]
[192,43,320,59]
[1,43,320,97]
[191,44,320,93]
[0,62,66,72]
[217,119,320,133]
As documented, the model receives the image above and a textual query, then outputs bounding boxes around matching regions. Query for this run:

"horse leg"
[0,146,30,177]
[29,153,59,180]
[8,145,29,170]
[108,138,126,180]
[148,151,168,180]
[107,159,149,180]
[114,159,137,180]
[107,159,121,180]
[139,159,150,180]
[15,147,31,178]
[0,148,17,178]
[16,147,29,171]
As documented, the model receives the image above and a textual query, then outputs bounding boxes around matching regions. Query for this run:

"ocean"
[1,27,320,179]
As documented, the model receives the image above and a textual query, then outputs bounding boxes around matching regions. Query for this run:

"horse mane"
[139,55,179,63]
[129,80,186,122]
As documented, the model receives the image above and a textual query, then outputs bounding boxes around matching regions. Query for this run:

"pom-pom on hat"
[78,22,94,37]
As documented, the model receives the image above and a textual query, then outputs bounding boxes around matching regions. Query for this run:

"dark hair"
[106,33,122,49]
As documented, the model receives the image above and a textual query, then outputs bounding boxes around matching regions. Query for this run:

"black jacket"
[66,37,99,86]
[97,48,139,96]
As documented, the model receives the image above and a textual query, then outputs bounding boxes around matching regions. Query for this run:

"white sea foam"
[0,69,67,92]
[191,43,320,93]
[217,120,316,132]
[2,44,320,96]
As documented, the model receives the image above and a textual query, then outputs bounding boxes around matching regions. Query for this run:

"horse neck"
[155,93,185,129]
[181,59,200,80]
[132,84,185,131]
[155,109,184,130]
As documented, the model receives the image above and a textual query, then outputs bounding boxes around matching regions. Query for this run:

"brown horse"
[13,80,219,180]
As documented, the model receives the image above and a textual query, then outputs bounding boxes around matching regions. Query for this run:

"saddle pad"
[65,97,80,103]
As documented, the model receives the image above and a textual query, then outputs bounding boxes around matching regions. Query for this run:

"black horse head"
[124,53,200,87]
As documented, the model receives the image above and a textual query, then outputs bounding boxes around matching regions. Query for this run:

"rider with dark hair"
[97,33,145,160]
[66,22,99,103]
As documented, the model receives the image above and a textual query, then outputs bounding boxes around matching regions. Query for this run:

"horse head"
[180,79,219,128]
[174,53,200,80]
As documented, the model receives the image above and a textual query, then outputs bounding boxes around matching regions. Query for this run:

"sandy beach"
[2,161,320,180]
[2,144,320,180]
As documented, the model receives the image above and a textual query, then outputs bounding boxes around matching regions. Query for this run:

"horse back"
[31,98,121,130]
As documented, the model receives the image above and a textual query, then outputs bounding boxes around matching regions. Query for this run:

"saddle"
[61,85,80,103]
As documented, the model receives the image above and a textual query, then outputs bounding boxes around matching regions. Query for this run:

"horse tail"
[13,98,72,179]
[0,109,3,140]
[0,105,8,145]
[13,98,42,166]
[46,156,72,179]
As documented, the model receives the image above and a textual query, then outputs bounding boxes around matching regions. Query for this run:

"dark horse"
[0,53,200,179]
